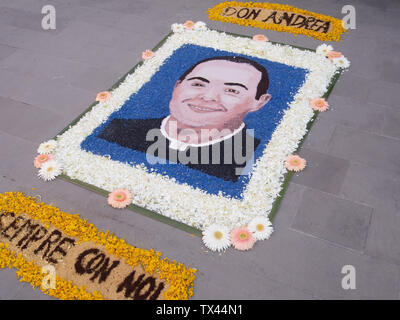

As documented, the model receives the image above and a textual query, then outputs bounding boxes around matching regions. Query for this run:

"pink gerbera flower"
[327,50,342,60]
[107,189,133,209]
[96,91,111,102]
[142,50,155,60]
[310,98,329,112]
[230,226,256,251]
[183,20,195,29]
[33,154,54,168]
[252,34,268,42]
[285,155,307,172]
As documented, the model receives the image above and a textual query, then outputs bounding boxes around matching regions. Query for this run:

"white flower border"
[52,26,342,235]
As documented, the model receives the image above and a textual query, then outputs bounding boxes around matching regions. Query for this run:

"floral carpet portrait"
[35,22,347,252]
[81,44,308,199]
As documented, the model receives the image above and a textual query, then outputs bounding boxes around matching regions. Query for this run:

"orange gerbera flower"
[230,226,256,251]
[34,154,54,168]
[252,34,268,42]
[142,50,155,60]
[327,50,342,60]
[285,155,307,172]
[107,189,133,209]
[183,20,195,29]
[310,98,329,112]
[95,91,111,102]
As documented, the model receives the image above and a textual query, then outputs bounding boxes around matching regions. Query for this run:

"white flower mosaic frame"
[53,27,342,235]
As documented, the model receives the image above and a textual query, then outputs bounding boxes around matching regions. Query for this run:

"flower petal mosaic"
[0,192,196,300]
[207,2,348,42]
[35,22,349,252]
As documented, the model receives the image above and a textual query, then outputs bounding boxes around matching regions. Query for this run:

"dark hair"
[178,56,269,100]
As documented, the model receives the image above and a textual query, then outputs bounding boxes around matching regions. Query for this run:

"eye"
[225,88,240,94]
[191,82,205,87]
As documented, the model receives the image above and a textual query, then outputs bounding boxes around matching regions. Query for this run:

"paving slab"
[0,43,17,61]
[340,161,400,214]
[380,59,400,84]
[330,74,371,103]
[292,148,350,195]
[327,125,400,174]
[272,182,306,228]
[0,24,55,51]
[292,189,372,252]
[0,6,68,34]
[319,95,385,134]
[366,80,400,109]
[382,106,400,139]
[365,210,400,266]
[0,269,23,300]
[0,96,66,143]
[0,49,97,85]
[302,117,337,154]
[0,69,95,119]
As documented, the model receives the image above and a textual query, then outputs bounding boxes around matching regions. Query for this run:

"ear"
[249,93,271,112]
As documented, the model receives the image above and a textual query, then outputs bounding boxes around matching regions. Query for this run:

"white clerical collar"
[160,116,245,151]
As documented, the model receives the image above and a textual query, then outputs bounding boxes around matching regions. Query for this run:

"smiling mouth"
[187,103,222,113]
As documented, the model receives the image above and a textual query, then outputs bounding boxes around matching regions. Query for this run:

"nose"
[200,87,220,102]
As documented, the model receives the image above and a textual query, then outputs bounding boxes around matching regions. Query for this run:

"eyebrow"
[224,82,248,90]
[187,76,210,83]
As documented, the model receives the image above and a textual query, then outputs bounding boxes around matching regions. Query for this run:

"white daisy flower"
[202,224,231,252]
[37,139,57,154]
[248,216,273,240]
[332,56,350,69]
[38,160,62,181]
[171,23,185,33]
[194,21,207,31]
[316,44,333,56]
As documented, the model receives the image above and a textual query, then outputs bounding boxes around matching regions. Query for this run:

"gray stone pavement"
[0,0,399,300]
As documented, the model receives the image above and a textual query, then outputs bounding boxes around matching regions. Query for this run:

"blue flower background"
[81,44,308,199]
